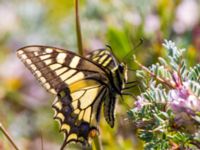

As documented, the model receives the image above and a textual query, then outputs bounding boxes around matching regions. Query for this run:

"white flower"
[173,0,199,33]
[144,14,160,35]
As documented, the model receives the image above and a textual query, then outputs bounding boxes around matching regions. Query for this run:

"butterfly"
[16,45,132,149]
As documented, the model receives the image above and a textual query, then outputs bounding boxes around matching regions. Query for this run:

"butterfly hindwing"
[52,79,107,147]
[87,49,119,127]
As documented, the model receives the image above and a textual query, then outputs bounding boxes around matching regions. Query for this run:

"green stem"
[75,0,83,55]
[92,135,102,150]
[74,1,101,149]
[0,123,20,150]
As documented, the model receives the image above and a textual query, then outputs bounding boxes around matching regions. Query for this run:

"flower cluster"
[129,40,200,149]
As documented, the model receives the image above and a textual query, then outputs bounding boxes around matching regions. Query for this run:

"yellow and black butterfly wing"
[87,49,119,128]
[86,48,117,70]
[17,45,106,94]
[52,79,108,148]
[16,46,110,147]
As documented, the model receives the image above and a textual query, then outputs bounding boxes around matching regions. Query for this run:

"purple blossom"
[168,81,200,126]
[134,96,148,111]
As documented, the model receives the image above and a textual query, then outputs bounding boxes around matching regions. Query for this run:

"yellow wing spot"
[17,50,24,55]
[26,59,32,65]
[34,52,39,56]
[98,55,107,63]
[44,83,50,89]
[55,48,63,53]
[71,91,85,101]
[44,59,52,65]
[69,80,99,92]
[66,72,84,85]
[60,70,76,81]
[55,67,68,75]
[56,53,67,64]
[45,48,53,53]
[69,56,80,68]
[74,109,80,114]
[49,64,62,70]
[93,57,99,61]
[56,113,65,122]
[50,89,56,94]
[99,51,105,56]
[40,54,51,60]
[40,77,46,83]
[80,87,98,109]
[78,110,84,120]
[53,108,58,117]
[103,57,112,66]
[35,70,42,77]
[52,97,58,104]
[21,54,27,59]
[30,64,37,71]
[67,133,77,141]
[53,101,62,110]
[83,107,91,122]
[71,100,78,109]
[61,124,71,132]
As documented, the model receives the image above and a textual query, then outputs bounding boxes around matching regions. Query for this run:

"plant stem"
[92,135,102,150]
[0,123,20,150]
[134,58,175,88]
[75,0,83,55]
[74,1,101,149]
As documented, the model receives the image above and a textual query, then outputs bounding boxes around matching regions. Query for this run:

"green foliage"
[106,27,131,59]
[188,64,200,81]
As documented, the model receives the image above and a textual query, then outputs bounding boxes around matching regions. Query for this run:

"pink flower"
[168,81,200,126]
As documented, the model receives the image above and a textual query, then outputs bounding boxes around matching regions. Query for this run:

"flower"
[173,0,199,34]
[168,81,200,127]
[134,95,149,111]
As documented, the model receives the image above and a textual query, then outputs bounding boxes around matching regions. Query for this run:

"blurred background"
[0,0,199,149]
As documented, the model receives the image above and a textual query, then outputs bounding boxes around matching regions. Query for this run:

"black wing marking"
[87,49,119,128]
[103,91,116,128]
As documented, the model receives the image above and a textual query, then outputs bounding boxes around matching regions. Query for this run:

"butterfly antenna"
[122,38,143,62]
[105,44,113,53]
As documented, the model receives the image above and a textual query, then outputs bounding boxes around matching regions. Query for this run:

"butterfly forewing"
[17,46,106,94]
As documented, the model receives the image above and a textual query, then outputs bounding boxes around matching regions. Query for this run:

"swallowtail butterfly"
[17,45,129,149]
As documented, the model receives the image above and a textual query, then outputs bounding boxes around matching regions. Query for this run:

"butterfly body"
[17,46,127,148]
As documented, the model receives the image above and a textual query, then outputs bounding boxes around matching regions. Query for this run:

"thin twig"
[134,59,175,88]
[74,1,102,149]
[0,123,20,150]
[75,0,83,56]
